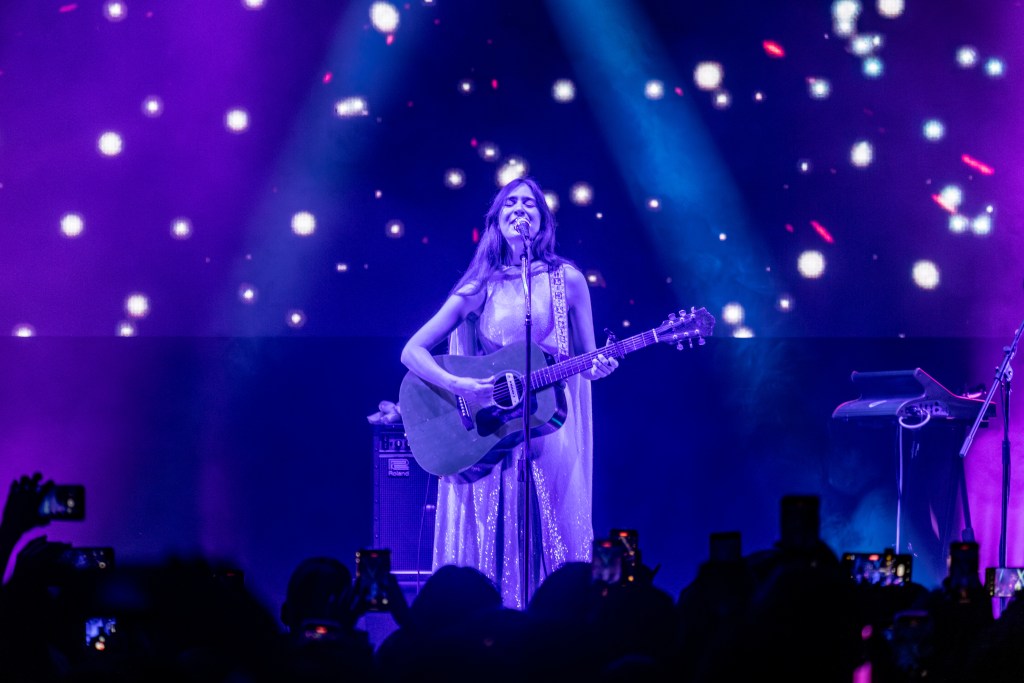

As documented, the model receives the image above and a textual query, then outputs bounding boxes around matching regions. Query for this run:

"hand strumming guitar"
[449,374,496,407]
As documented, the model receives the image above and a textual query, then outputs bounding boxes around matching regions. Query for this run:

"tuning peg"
[698,337,705,346]
[667,312,677,321]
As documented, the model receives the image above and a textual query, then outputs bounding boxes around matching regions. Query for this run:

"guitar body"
[398,340,568,481]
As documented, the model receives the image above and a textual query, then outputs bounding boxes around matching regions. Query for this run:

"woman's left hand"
[587,353,618,380]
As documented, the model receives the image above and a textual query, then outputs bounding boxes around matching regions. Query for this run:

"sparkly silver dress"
[433,264,595,609]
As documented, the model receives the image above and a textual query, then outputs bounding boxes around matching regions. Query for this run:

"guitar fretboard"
[532,329,660,388]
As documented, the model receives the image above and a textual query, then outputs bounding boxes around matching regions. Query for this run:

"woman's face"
[498,183,542,245]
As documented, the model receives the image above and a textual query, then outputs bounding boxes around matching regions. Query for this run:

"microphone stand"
[517,234,534,609]
[956,319,1022,556]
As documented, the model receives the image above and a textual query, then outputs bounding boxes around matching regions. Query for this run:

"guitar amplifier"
[372,424,437,577]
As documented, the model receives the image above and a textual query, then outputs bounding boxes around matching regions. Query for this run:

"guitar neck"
[531,329,659,389]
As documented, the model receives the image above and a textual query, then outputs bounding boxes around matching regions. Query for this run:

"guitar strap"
[551,263,569,361]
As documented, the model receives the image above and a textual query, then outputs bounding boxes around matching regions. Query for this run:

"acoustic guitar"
[398,307,715,481]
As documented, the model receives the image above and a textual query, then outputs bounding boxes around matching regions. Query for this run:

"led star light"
[850,140,874,167]
[694,62,724,91]
[98,132,123,156]
[370,2,399,34]
[923,119,945,141]
[291,212,316,236]
[552,79,576,103]
[61,213,84,238]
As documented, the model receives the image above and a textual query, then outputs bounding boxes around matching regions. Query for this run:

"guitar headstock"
[655,306,715,350]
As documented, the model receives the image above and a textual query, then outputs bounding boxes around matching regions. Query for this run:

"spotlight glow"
[570,182,593,206]
[370,2,399,34]
[444,169,465,188]
[646,198,661,211]
[496,157,528,186]
[334,97,368,117]
[124,293,150,319]
[385,220,405,238]
[644,80,665,100]
[923,119,945,141]
[225,108,249,132]
[543,191,559,212]
[12,324,35,337]
[171,218,192,239]
[60,213,84,238]
[98,131,123,156]
[693,62,724,91]
[242,0,266,8]
[911,260,939,289]
[797,159,812,174]
[286,310,307,328]
[733,327,754,338]
[712,89,732,109]
[775,295,794,312]
[141,96,163,117]
[552,79,576,102]
[850,140,874,167]
[116,321,136,337]
[797,250,826,279]
[458,79,474,94]
[291,211,316,236]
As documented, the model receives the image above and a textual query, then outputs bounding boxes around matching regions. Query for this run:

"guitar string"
[489,313,709,405]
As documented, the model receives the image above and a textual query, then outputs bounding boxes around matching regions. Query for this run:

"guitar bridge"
[456,396,474,431]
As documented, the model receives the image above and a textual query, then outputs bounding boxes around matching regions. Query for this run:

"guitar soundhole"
[492,372,524,410]
[476,392,539,438]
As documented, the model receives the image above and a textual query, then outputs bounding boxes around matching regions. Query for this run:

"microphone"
[512,216,532,241]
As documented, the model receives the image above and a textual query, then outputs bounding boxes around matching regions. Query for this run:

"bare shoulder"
[451,281,488,315]
[561,263,590,297]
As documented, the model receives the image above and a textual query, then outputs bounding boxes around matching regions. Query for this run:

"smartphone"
[779,494,819,550]
[709,531,742,563]
[947,541,980,588]
[84,616,117,651]
[58,547,115,572]
[355,548,391,612]
[610,528,640,582]
[38,485,85,521]
[841,550,912,586]
[592,537,624,585]
[985,567,1024,598]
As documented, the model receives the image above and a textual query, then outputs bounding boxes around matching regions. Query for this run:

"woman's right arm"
[400,289,493,402]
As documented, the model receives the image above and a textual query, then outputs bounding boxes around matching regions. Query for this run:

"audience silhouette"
[2,473,1022,682]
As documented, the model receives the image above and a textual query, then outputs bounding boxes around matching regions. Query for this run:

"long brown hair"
[451,177,569,296]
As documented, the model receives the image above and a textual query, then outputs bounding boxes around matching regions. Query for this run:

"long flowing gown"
[432,265,595,609]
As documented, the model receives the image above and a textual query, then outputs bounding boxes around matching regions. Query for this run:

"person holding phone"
[401,177,618,608]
